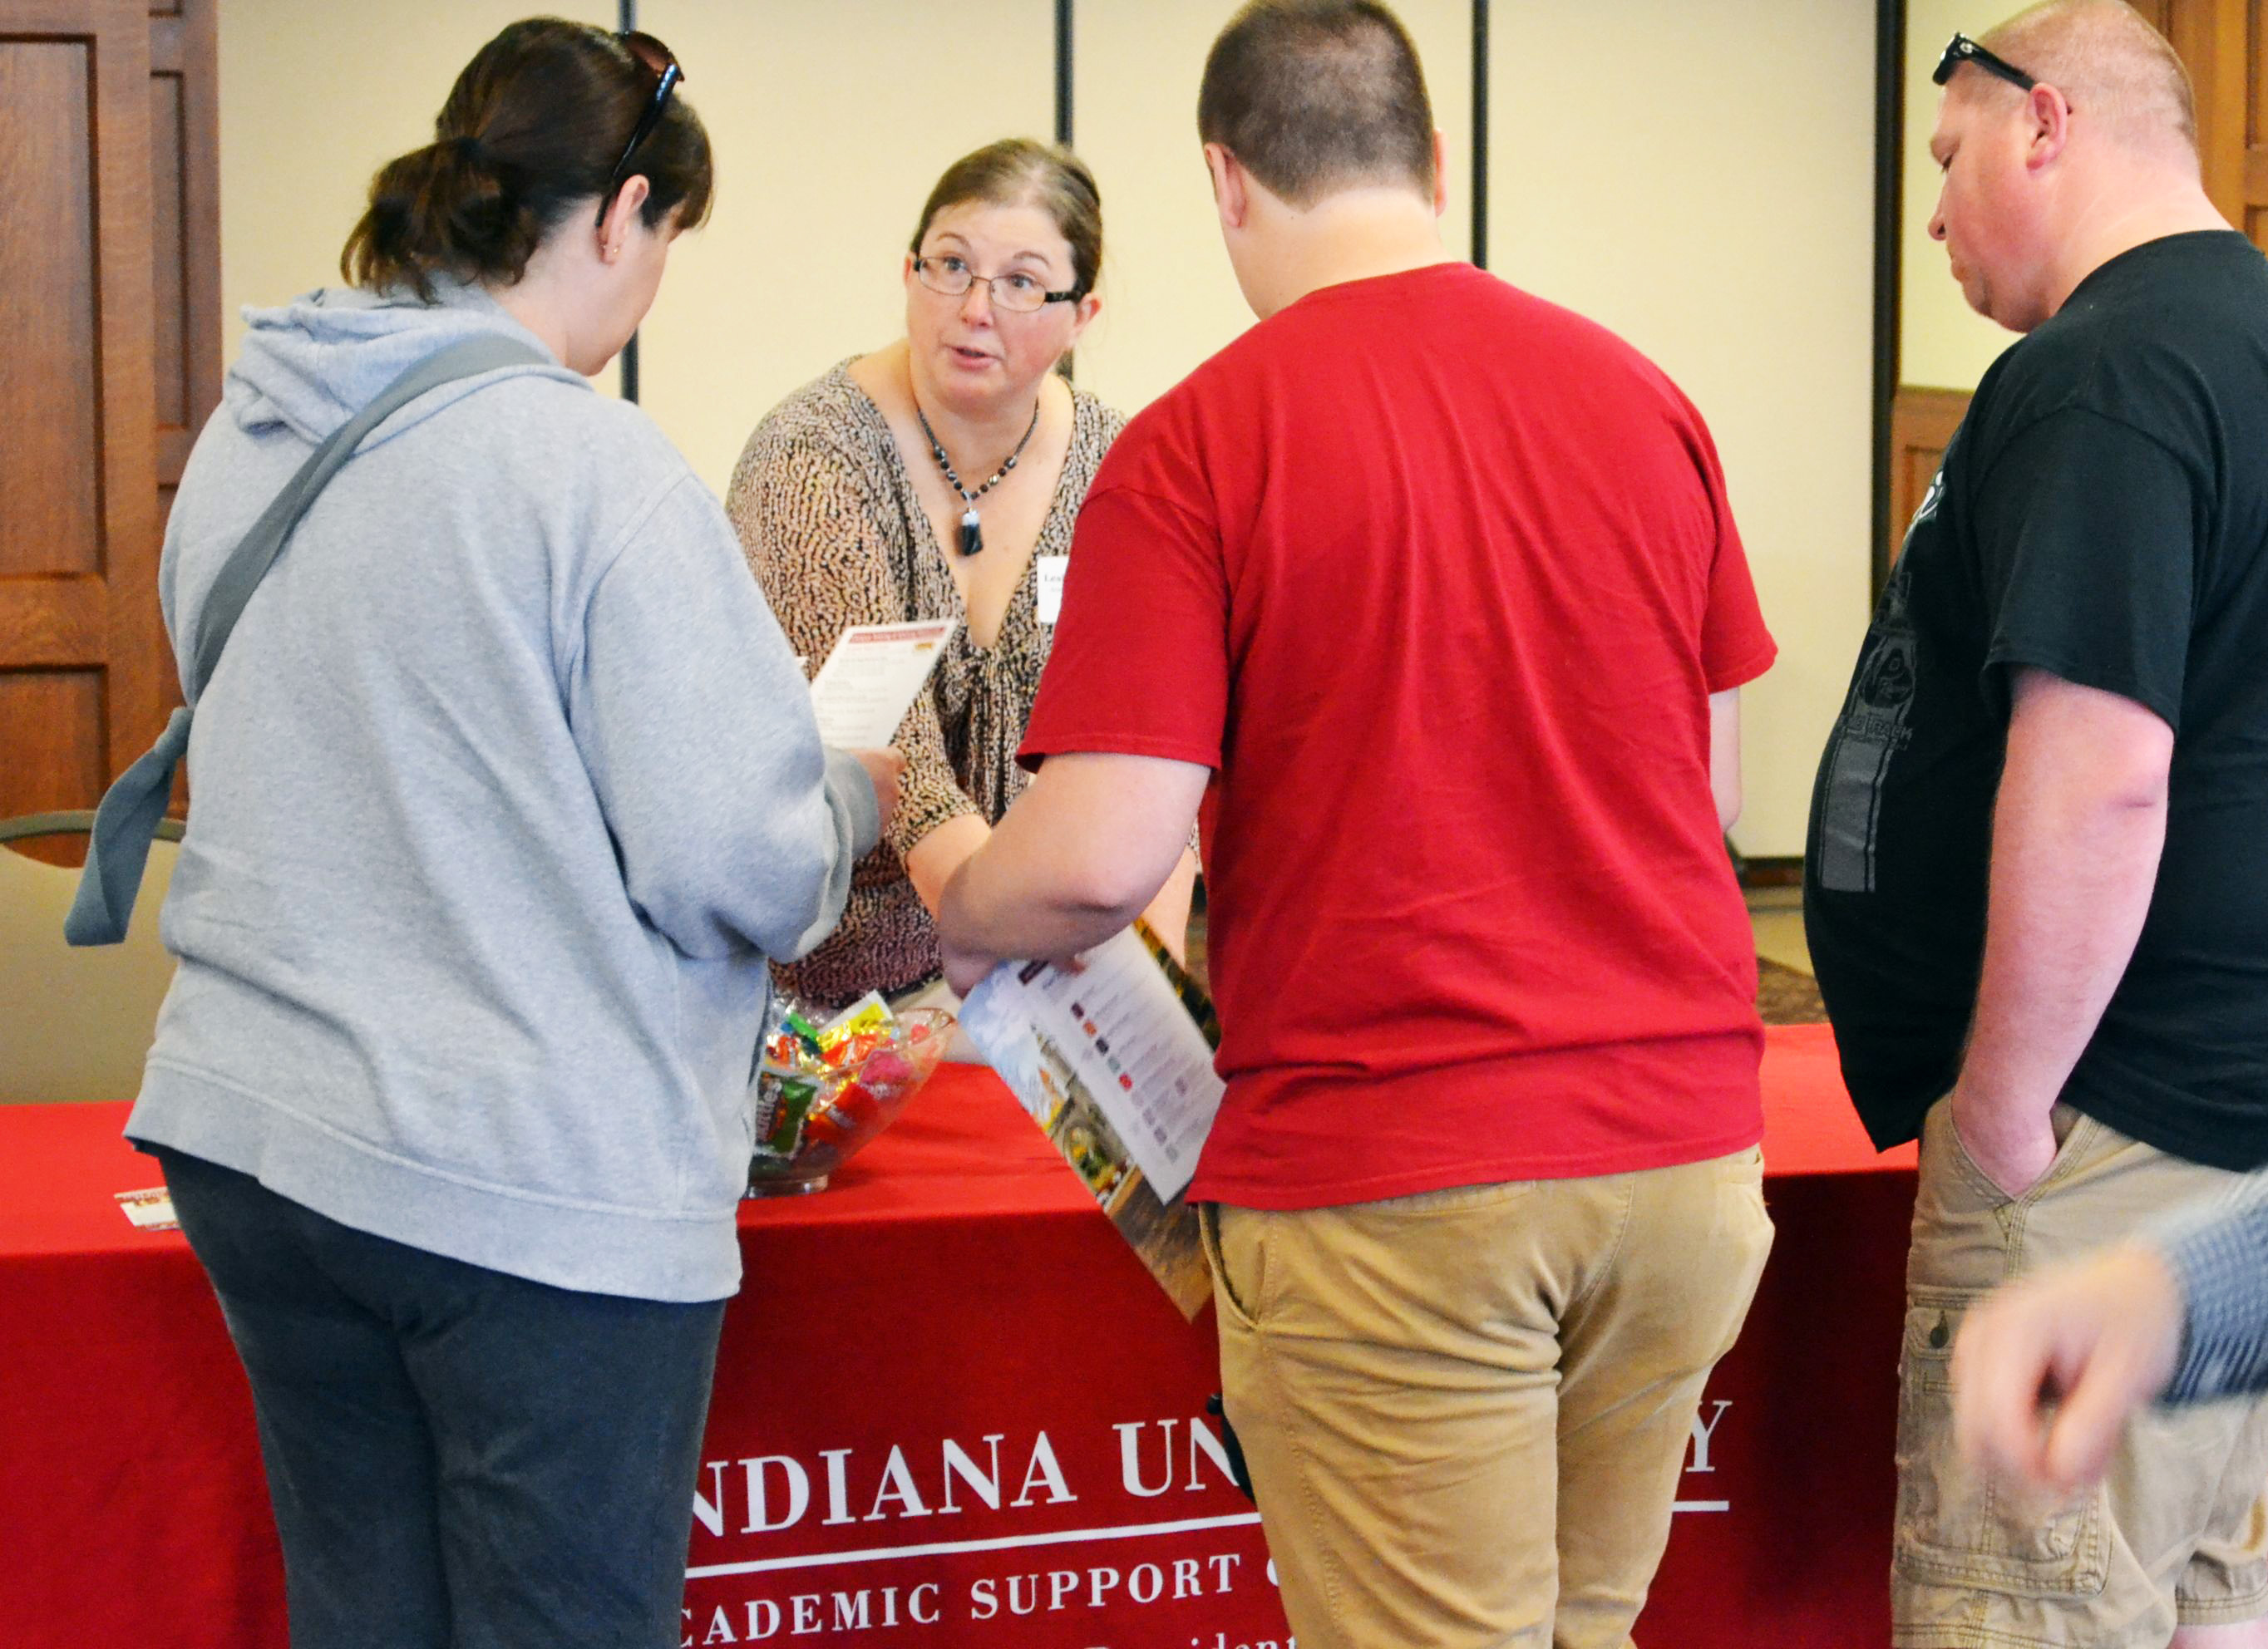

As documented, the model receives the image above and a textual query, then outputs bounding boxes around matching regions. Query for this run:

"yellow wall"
[1069,0,1472,413]
[632,1,1054,490]
[217,1,1880,859]
[216,1,613,379]
[1902,0,2019,388]
[1489,0,1876,859]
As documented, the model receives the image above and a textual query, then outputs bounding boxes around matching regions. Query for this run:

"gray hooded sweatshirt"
[124,283,878,1302]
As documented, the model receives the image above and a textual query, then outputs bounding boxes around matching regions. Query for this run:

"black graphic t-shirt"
[1807,231,2268,1167]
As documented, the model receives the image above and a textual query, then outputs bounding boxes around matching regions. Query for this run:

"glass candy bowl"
[747,1007,954,1195]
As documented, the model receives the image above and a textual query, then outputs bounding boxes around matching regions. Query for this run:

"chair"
[0,811,183,1104]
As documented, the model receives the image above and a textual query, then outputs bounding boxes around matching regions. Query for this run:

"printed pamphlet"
[959,920,1223,1318]
[808,620,958,748]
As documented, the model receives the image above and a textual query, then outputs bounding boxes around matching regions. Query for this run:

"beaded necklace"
[914,400,1041,556]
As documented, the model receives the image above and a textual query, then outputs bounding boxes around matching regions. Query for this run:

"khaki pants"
[1895,1102,2268,1648]
[1201,1147,1772,1649]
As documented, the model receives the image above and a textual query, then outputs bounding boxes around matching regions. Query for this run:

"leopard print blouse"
[725,361,1125,1011]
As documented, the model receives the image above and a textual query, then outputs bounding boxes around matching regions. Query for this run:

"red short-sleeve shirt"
[1023,262,1775,1208]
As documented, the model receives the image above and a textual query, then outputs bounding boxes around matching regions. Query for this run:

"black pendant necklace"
[915,399,1041,556]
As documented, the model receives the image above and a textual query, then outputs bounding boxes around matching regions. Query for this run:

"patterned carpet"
[1758,957,1827,1026]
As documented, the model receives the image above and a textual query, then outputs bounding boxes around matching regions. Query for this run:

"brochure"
[959,920,1224,1319]
[807,619,958,747]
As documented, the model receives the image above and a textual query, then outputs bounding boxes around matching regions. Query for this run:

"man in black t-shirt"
[1807,3,2268,1645]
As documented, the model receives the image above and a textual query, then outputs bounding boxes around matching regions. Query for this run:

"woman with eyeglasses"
[728,140,1198,1022]
[122,22,898,1647]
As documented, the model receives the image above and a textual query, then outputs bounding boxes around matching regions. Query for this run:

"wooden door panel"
[2166,0,2261,240]
[150,0,219,510]
[1887,388,1970,568]
[0,38,103,580]
[147,0,219,747]
[0,674,106,821]
[2248,0,2268,248]
[0,0,214,855]
[150,66,191,437]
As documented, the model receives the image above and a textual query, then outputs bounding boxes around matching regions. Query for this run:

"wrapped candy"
[814,992,894,1069]
[747,993,954,1194]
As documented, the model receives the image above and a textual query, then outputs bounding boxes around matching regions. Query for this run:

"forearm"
[1959,677,2169,1125]
[902,813,990,917]
[1709,689,1742,833]
[1961,806,2162,1121]
[1139,849,1201,965]
[938,754,1208,982]
[939,831,1142,965]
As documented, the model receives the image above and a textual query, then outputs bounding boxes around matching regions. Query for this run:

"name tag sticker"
[1035,556,1069,626]
[116,1187,179,1232]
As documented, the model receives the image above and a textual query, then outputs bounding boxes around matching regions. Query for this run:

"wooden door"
[0,0,218,855]
[2167,0,2268,245]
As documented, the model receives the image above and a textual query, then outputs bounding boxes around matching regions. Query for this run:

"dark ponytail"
[342,17,713,303]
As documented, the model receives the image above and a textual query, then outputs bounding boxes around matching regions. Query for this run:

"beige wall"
[1902,0,2019,388]
[218,1,1880,859]
[216,2,613,373]
[633,1,1054,490]
[1069,0,1472,413]
[1491,1,1877,858]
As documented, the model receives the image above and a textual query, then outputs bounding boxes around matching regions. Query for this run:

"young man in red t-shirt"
[936,4,1775,1642]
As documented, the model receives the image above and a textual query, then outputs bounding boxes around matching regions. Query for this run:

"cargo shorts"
[1894,1100,2268,1647]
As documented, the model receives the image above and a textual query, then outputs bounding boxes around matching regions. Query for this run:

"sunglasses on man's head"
[598,29,683,221]
[1934,32,2039,94]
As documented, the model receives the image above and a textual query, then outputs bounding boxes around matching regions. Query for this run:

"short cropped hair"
[1197,0,1436,208]
[1980,0,2197,154]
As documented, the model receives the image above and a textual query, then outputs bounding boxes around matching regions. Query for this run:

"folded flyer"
[959,920,1224,1319]
[807,619,957,748]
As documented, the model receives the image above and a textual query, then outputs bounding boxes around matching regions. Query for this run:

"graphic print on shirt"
[1814,464,1940,892]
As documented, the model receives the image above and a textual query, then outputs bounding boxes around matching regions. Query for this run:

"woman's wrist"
[903,811,991,916]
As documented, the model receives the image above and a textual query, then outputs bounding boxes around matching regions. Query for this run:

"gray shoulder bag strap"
[65,332,547,945]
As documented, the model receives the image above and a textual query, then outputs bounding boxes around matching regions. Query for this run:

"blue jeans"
[152,1146,726,1649]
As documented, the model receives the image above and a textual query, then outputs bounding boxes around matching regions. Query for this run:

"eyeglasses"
[913,256,1081,314]
[1934,32,2039,94]
[598,30,683,221]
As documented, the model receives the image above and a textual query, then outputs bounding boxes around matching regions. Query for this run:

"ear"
[1204,142,1248,231]
[1431,128,1450,218]
[598,174,653,262]
[1065,288,1102,348]
[2024,82,2074,171]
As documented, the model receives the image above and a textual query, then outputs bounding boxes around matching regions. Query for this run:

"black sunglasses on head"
[1934,32,2039,93]
[597,30,683,224]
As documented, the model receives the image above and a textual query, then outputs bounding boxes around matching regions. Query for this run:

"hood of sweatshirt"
[224,278,588,447]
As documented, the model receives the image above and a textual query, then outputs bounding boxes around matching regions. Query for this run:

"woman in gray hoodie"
[121,22,895,1647]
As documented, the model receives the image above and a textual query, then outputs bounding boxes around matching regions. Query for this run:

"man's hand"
[853,747,905,839]
[1949,1085,2060,1200]
[1952,1243,2184,1499]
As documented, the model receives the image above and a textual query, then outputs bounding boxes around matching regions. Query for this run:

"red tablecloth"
[0,1024,1912,1647]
